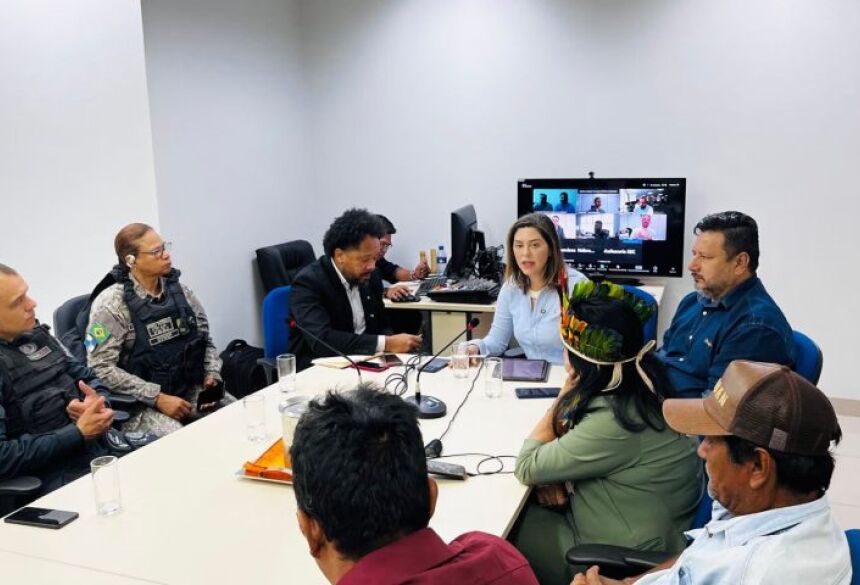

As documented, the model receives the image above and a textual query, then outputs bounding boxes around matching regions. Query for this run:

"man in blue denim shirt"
[656,212,794,398]
[572,361,850,585]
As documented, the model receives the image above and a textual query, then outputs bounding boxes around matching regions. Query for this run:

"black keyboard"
[426,278,500,304]
[415,275,447,297]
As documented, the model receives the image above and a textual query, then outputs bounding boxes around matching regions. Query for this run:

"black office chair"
[0,476,42,517]
[255,240,316,294]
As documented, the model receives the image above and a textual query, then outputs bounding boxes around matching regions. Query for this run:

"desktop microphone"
[406,317,480,419]
[288,319,362,383]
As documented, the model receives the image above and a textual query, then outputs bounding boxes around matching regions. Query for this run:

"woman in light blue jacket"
[468,213,585,364]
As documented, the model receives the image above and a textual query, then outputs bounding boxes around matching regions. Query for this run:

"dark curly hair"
[322,208,384,256]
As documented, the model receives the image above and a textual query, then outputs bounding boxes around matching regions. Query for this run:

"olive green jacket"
[515,395,702,552]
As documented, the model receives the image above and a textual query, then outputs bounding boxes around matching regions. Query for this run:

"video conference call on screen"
[517,178,686,277]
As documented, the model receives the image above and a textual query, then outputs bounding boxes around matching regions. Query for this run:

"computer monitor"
[517,178,686,279]
[447,204,485,278]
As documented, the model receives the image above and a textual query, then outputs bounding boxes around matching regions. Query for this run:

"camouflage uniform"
[86,274,225,437]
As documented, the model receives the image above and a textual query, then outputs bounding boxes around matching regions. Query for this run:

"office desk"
[385,296,495,352]
[386,285,664,354]
[0,363,564,584]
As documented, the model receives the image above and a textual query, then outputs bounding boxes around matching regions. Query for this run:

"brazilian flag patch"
[84,321,111,352]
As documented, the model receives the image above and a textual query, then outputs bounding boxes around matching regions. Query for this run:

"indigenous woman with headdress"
[510,280,702,585]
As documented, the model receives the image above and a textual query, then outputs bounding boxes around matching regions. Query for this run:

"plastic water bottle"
[436,245,448,274]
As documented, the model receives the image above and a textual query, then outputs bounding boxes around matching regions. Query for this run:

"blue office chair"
[847,529,859,585]
[623,285,658,343]
[792,330,823,384]
[258,285,292,384]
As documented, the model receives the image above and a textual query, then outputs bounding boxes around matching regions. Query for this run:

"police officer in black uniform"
[0,264,114,493]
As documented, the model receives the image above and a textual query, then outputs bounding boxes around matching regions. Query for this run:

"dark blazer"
[288,256,390,371]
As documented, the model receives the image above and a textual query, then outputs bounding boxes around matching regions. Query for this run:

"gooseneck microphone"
[406,317,480,419]
[288,319,362,383]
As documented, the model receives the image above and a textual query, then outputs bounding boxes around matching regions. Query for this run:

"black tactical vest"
[0,325,76,437]
[121,269,206,399]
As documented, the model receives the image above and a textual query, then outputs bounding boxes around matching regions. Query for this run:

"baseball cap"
[663,360,840,456]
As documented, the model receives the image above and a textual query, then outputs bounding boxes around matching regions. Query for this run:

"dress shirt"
[655,277,794,398]
[636,496,851,585]
[471,268,586,365]
[339,527,539,585]
[331,262,385,353]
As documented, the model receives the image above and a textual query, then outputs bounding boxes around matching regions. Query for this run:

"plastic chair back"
[262,286,292,359]
[52,294,88,338]
[792,330,823,384]
[623,285,658,343]
[256,240,315,294]
[846,529,859,585]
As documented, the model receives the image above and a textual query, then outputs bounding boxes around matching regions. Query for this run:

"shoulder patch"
[85,321,111,351]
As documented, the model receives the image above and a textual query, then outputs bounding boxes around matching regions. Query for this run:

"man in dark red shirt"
[290,385,539,585]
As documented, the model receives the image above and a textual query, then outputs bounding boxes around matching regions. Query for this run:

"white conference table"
[0,361,566,585]
[0,550,168,584]
[386,285,664,353]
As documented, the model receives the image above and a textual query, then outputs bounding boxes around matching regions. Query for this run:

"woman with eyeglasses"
[86,223,227,437]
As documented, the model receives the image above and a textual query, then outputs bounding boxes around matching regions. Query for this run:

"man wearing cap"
[572,360,851,585]
[656,211,794,398]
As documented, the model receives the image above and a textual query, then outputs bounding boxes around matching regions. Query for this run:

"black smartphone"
[4,507,78,529]
[355,360,390,372]
[421,358,449,373]
[515,387,561,399]
[197,381,225,408]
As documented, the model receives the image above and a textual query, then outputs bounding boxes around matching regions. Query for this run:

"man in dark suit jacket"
[289,209,423,370]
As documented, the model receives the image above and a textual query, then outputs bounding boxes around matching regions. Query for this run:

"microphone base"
[405,395,447,419]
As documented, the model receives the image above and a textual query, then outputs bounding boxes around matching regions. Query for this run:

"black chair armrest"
[257,357,276,387]
[566,544,672,579]
[624,549,673,570]
[0,476,42,497]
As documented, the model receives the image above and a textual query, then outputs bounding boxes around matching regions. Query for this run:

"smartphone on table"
[420,358,449,373]
[354,360,390,372]
[4,507,78,529]
[515,387,561,399]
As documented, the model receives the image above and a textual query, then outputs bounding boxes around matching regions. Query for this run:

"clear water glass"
[484,357,503,398]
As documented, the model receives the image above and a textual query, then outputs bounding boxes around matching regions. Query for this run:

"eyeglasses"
[140,241,172,258]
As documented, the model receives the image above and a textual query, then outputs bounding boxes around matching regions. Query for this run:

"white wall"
[141,0,313,346]
[0,0,159,320]
[11,1,855,398]
[300,0,860,398]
